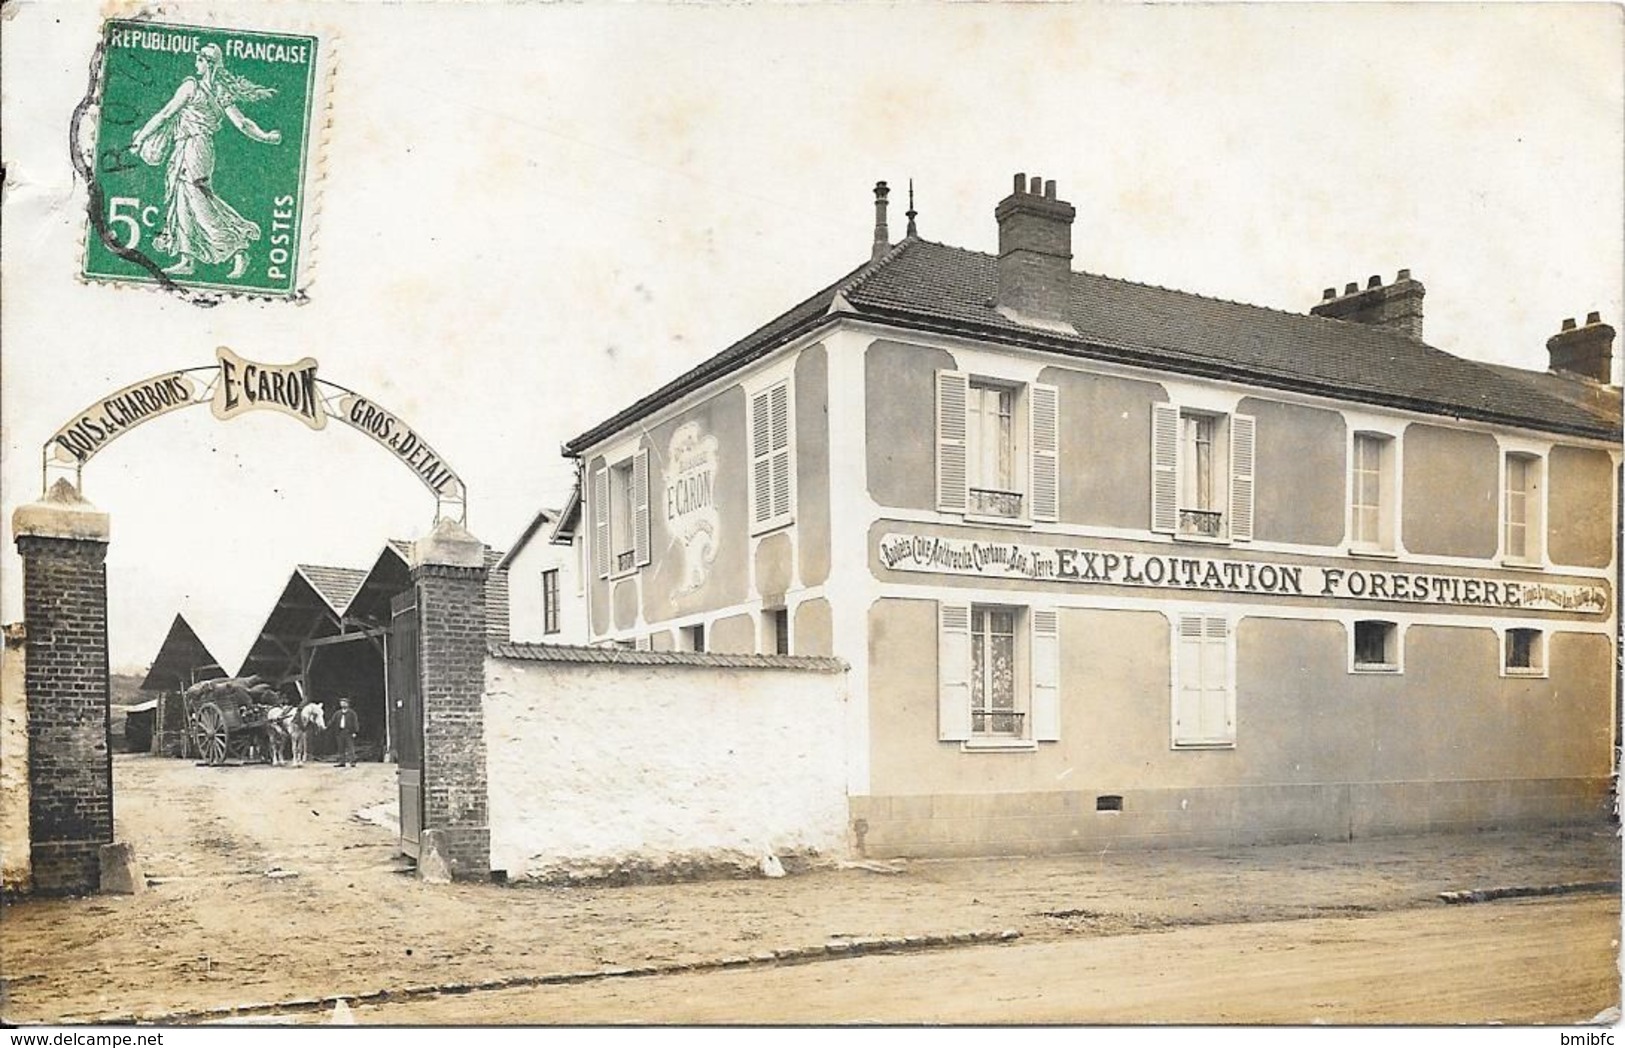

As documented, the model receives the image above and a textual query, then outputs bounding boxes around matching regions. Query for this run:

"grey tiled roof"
[488,641,848,673]
[295,564,369,614]
[565,238,1620,450]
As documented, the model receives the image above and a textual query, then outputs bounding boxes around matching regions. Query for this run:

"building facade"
[562,174,1621,858]
[499,499,588,645]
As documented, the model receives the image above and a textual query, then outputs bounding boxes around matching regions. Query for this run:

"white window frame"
[1500,447,1547,568]
[1500,626,1548,678]
[937,601,1059,751]
[1348,430,1400,555]
[1348,619,1403,674]
[748,377,795,535]
[1170,612,1237,748]
[1151,404,1255,544]
[937,370,1059,526]
[541,569,561,636]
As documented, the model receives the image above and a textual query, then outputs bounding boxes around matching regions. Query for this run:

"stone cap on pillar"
[411,517,485,570]
[12,479,110,543]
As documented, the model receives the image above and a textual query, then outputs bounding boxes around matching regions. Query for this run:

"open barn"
[232,544,511,764]
[138,614,225,757]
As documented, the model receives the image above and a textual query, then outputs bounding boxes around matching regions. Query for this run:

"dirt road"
[353,895,1622,1024]
[1,754,1618,1025]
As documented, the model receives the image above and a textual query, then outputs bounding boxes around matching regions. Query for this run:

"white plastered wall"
[484,655,849,879]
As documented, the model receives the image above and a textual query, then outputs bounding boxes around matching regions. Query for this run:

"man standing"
[335,696,360,767]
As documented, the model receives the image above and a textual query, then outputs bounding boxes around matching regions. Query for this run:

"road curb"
[1437,880,1620,905]
[91,927,1023,1025]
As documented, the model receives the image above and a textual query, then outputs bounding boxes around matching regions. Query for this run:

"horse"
[264,701,328,766]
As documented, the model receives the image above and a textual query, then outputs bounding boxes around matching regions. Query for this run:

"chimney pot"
[1586,311,1602,325]
[871,181,891,261]
[1344,282,1359,296]
[1322,288,1337,301]
[1029,175,1042,195]
[1367,275,1382,289]
[1562,317,1577,331]
[1044,179,1056,200]
[1013,172,1026,194]
[1397,268,1411,281]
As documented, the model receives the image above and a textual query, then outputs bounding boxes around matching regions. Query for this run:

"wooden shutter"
[632,448,651,567]
[937,371,969,513]
[1030,608,1060,742]
[769,382,792,521]
[937,602,972,741]
[1229,413,1256,542]
[1175,615,1232,745]
[591,465,609,579]
[750,382,793,531]
[751,388,772,528]
[1029,383,1059,522]
[1151,403,1180,534]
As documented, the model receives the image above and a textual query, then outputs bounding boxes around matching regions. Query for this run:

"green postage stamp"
[82,20,322,297]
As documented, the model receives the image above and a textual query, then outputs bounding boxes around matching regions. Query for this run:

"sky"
[3,1,1621,674]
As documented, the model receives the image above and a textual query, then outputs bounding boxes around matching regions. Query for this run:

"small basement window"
[1504,628,1545,676]
[1352,620,1399,672]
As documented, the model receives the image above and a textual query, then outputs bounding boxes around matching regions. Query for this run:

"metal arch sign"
[44,347,467,522]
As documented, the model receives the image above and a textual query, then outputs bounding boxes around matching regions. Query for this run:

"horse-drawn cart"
[184,676,280,765]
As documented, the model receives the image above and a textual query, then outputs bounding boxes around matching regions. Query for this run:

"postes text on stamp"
[83,20,319,297]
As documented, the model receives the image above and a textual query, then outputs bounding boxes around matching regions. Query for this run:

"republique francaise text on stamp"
[82,20,320,297]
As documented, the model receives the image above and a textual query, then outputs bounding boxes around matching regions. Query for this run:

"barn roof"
[237,566,357,681]
[139,614,226,692]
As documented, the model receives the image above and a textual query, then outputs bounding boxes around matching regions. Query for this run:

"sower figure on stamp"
[129,42,282,279]
[334,696,360,767]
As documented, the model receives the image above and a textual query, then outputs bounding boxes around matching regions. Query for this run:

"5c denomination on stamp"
[83,20,320,297]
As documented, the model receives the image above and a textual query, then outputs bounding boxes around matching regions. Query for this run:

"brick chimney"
[1310,270,1426,340]
[994,173,1077,334]
[1546,312,1616,384]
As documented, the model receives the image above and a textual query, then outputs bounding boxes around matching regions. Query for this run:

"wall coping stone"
[489,641,848,673]
[12,480,109,543]
[411,517,485,570]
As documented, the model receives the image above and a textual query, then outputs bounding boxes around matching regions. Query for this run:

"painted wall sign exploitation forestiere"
[43,348,466,521]
[877,532,1610,615]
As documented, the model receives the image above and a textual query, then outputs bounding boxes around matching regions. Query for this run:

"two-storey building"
[561,174,1621,857]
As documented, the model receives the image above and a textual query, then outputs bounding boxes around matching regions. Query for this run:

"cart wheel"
[193,702,228,765]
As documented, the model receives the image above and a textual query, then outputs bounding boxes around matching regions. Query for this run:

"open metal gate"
[388,587,423,859]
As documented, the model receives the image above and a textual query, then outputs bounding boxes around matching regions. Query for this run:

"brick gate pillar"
[411,519,490,881]
[12,480,112,895]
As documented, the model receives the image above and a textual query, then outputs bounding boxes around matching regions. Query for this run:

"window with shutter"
[750,380,794,533]
[1152,405,1254,543]
[937,370,1058,523]
[591,466,609,579]
[632,448,651,567]
[1029,384,1059,522]
[937,371,969,513]
[937,602,972,741]
[1229,413,1255,542]
[1151,403,1180,534]
[1030,608,1060,741]
[1173,614,1234,747]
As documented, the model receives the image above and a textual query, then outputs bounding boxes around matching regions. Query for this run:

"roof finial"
[905,178,918,238]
